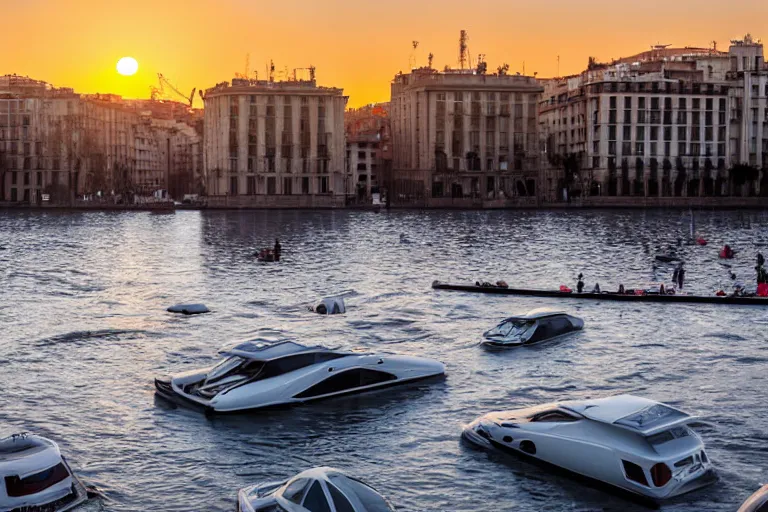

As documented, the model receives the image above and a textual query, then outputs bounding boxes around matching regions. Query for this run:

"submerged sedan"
[463,394,716,501]
[155,340,445,414]
[237,467,395,512]
[482,309,584,348]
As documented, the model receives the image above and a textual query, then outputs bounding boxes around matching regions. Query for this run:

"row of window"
[228,175,330,195]
[605,125,728,142]
[603,141,727,158]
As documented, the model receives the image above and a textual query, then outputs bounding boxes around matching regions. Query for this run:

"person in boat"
[721,245,735,259]
[659,283,665,295]
[677,264,685,289]
[672,265,680,284]
[758,252,765,268]
[618,284,625,294]
[274,239,282,262]
[577,273,585,293]
[757,264,768,285]
[592,283,601,293]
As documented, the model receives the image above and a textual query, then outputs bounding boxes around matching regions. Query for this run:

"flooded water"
[1,209,768,512]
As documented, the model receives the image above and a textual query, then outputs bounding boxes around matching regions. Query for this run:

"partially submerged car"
[739,484,768,512]
[155,340,445,414]
[237,467,395,512]
[482,309,584,348]
[462,394,715,501]
[0,433,88,512]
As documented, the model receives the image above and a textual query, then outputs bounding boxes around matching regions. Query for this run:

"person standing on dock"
[677,264,685,290]
[577,273,585,293]
[274,239,282,262]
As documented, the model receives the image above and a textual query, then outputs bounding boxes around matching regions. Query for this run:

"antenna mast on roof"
[459,30,468,69]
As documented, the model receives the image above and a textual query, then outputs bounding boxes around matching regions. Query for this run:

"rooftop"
[204,78,344,97]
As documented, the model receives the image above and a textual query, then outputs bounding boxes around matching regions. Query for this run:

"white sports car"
[155,340,445,414]
[0,433,88,512]
[462,394,716,501]
[237,467,395,512]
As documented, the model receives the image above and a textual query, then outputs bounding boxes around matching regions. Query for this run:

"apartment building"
[345,103,390,200]
[0,75,202,203]
[390,68,543,201]
[540,35,768,201]
[203,77,347,200]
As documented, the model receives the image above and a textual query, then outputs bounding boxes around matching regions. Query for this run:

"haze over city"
[2,0,766,107]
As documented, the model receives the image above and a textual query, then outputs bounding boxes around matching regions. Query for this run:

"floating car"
[155,340,445,414]
[482,309,584,348]
[237,467,395,512]
[462,394,716,501]
[0,433,88,512]
[739,484,768,512]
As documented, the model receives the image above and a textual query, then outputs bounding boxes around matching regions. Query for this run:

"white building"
[203,77,347,202]
[539,35,768,200]
[390,68,543,201]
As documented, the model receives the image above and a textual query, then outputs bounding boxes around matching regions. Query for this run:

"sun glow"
[116,57,138,76]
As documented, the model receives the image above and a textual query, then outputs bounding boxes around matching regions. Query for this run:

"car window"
[4,462,70,497]
[327,483,356,512]
[547,317,574,336]
[530,410,581,423]
[283,478,310,504]
[328,475,394,512]
[302,480,331,512]
[294,369,397,399]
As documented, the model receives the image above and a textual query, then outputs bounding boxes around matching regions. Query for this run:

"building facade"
[345,103,390,201]
[0,75,202,204]
[539,36,768,202]
[203,77,347,202]
[390,68,543,203]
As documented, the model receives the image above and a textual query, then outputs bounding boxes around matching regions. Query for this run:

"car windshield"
[328,475,393,512]
[485,319,534,339]
[207,356,245,380]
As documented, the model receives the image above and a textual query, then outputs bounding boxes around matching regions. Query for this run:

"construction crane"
[235,53,251,79]
[156,73,195,107]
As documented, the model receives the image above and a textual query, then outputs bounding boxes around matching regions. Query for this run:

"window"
[357,163,367,171]
[4,462,70,497]
[247,176,256,195]
[283,177,292,195]
[357,151,366,159]
[622,460,649,487]
[623,126,631,140]
[229,177,238,195]
[609,96,617,109]
[678,127,687,140]
[302,481,331,512]
[530,410,581,423]
[294,369,397,398]
[328,475,393,512]
[317,176,328,193]
[284,478,311,504]
[267,177,276,195]
[328,483,356,512]
[302,176,310,194]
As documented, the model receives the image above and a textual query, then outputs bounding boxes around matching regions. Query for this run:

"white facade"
[539,37,768,199]
[203,78,347,198]
[390,68,543,199]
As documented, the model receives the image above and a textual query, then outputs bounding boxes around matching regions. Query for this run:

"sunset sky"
[2,0,765,108]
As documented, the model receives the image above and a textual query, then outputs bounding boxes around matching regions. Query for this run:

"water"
[1,209,768,512]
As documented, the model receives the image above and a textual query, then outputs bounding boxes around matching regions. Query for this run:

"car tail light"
[651,463,672,487]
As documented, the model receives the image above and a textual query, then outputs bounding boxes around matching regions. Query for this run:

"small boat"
[0,433,88,512]
[463,394,716,502]
[432,281,768,305]
[155,340,445,414]
[738,484,768,512]
[482,309,584,348]
[237,467,395,512]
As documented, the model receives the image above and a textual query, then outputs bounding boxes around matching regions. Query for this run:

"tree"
[497,63,510,76]
[730,163,759,196]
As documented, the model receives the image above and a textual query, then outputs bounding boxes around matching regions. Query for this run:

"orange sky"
[1,0,766,108]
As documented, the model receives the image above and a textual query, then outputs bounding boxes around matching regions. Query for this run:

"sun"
[116,57,138,76]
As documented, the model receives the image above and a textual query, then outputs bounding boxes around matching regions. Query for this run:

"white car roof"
[563,394,692,435]
[508,308,569,320]
[219,340,339,361]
